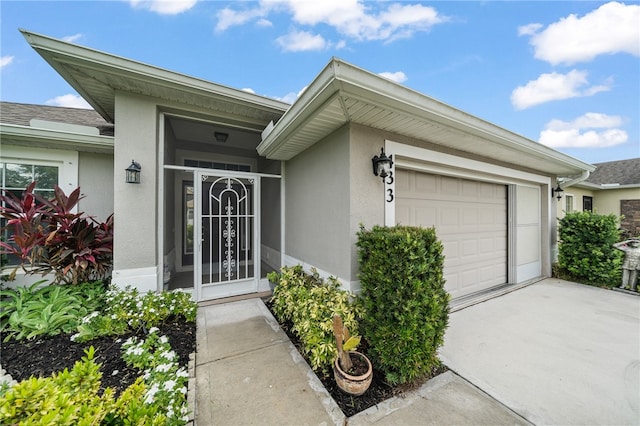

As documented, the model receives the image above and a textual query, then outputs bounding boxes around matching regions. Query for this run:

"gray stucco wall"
[78,152,114,222]
[113,92,158,271]
[285,125,351,279]
[348,124,388,281]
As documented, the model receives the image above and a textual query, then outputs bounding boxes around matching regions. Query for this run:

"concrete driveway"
[440,279,640,425]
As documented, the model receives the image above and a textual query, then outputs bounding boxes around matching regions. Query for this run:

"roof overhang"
[20,29,289,129]
[576,181,640,190]
[258,58,595,177]
[1,123,114,154]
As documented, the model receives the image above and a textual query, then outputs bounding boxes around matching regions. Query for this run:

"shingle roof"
[0,101,114,136]
[585,158,640,186]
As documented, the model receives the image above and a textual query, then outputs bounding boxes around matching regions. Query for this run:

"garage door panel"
[415,207,436,225]
[415,172,437,193]
[396,169,507,299]
[441,176,459,194]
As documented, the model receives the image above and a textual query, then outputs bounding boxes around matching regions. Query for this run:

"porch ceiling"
[20,29,289,131]
[257,59,595,177]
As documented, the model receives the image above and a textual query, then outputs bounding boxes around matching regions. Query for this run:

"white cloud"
[0,55,14,69]
[216,6,267,32]
[275,86,308,104]
[216,1,447,45]
[521,1,640,65]
[129,0,197,15]
[45,94,92,109]
[511,70,612,110]
[256,18,273,28]
[539,112,628,148]
[62,33,83,43]
[517,23,542,36]
[378,71,407,83]
[241,88,256,94]
[276,30,327,52]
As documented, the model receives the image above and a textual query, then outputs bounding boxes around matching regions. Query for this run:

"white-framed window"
[565,194,574,213]
[1,146,78,267]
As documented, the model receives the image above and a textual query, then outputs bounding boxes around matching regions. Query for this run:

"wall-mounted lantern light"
[125,160,141,184]
[551,183,564,200]
[372,147,393,182]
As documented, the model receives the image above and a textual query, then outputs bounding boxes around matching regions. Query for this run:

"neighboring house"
[557,158,640,237]
[1,29,597,302]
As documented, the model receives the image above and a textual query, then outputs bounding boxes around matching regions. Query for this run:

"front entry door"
[195,172,259,301]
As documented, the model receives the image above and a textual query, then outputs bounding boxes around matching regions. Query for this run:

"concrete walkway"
[194,298,528,425]
[440,278,640,425]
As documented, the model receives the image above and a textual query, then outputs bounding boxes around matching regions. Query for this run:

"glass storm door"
[195,172,259,300]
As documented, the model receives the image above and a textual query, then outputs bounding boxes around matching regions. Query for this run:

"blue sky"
[1,1,638,164]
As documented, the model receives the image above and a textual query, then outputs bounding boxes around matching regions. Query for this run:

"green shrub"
[357,225,449,386]
[558,211,623,287]
[0,280,107,341]
[73,286,197,342]
[0,346,167,425]
[0,182,114,285]
[268,266,362,373]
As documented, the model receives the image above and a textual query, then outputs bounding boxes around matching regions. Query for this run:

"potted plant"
[332,315,372,396]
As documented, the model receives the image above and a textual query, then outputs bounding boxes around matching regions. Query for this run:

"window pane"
[4,163,33,189]
[34,165,58,189]
[1,162,59,267]
[565,195,574,213]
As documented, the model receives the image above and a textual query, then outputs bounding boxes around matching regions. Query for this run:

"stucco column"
[111,92,159,292]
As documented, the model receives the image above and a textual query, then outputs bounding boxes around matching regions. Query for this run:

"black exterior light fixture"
[551,183,564,200]
[372,147,393,182]
[125,160,141,184]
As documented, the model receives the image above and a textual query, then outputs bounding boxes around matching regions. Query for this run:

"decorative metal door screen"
[196,173,257,299]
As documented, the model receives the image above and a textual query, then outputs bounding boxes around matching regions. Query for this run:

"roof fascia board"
[259,57,594,173]
[330,59,595,173]
[257,59,343,158]
[0,124,114,153]
[20,29,290,121]
[577,181,640,190]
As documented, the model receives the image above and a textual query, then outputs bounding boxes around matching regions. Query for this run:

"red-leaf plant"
[0,182,114,284]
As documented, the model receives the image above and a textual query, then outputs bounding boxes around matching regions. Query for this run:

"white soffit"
[257,58,594,177]
[20,29,289,129]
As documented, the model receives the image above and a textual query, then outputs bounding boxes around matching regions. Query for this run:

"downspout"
[559,170,591,189]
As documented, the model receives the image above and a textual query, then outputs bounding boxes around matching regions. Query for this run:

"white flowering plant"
[72,286,197,342]
[122,327,191,424]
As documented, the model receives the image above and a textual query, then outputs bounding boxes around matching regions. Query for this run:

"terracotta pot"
[333,351,373,396]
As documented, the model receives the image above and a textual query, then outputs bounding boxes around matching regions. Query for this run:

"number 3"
[386,188,394,203]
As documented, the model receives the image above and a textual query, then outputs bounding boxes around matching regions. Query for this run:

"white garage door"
[396,169,507,299]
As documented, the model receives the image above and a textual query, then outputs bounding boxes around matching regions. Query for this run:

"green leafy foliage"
[357,225,449,386]
[0,283,196,425]
[0,182,114,284]
[72,286,197,342]
[0,280,107,341]
[558,211,624,287]
[121,328,191,423]
[0,346,164,425]
[268,266,362,373]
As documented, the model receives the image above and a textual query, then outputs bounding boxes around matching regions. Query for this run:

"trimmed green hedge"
[558,211,623,287]
[357,225,449,385]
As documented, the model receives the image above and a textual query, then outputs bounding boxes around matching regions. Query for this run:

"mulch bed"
[264,301,447,418]
[2,307,447,419]
[1,318,196,397]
